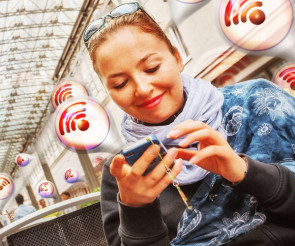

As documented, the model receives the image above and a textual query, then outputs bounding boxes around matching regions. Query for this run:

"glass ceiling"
[0,0,85,174]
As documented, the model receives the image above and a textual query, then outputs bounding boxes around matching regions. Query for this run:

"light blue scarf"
[121,73,226,185]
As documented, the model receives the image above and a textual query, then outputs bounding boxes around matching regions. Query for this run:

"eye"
[145,65,160,74]
[114,80,128,89]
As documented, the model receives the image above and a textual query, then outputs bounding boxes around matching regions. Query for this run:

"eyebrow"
[136,53,157,67]
[108,53,157,79]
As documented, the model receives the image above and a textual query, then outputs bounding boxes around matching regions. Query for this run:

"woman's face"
[94,26,184,124]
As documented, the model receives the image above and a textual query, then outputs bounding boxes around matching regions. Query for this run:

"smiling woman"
[83,2,295,246]
[94,26,184,124]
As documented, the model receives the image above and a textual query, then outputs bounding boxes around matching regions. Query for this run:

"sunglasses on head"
[83,2,155,50]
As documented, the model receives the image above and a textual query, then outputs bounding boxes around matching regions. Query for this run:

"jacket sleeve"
[231,155,295,224]
[101,158,170,246]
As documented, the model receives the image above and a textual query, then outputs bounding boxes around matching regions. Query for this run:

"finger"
[110,154,129,179]
[189,145,226,165]
[178,128,226,148]
[130,144,160,177]
[148,148,178,181]
[152,159,183,195]
[176,148,198,161]
[167,120,210,139]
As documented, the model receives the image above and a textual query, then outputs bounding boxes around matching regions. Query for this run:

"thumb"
[110,154,129,179]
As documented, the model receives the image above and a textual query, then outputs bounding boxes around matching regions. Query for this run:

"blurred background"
[0,0,294,227]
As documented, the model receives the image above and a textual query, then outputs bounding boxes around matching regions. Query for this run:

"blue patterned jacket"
[171,79,295,246]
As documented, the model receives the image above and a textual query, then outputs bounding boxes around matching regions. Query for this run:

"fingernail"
[149,145,158,155]
[167,148,177,159]
[176,158,183,166]
[167,129,180,138]
[178,138,189,147]
[190,156,198,164]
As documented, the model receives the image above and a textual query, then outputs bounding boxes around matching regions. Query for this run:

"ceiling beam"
[53,0,101,82]
[0,8,80,18]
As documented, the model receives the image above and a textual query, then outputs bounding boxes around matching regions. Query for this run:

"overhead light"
[16,7,25,13]
[39,53,46,59]
[54,4,63,10]
[42,43,50,48]
[14,22,23,27]
[46,31,54,37]
[12,35,21,40]
[50,18,58,24]
[8,99,15,104]
[10,91,18,97]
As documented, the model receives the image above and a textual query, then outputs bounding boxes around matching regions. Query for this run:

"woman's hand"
[167,120,247,183]
[110,146,183,207]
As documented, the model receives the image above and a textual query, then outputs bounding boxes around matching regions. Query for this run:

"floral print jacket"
[171,79,295,246]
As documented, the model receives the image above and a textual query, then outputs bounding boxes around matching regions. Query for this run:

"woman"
[83,2,295,245]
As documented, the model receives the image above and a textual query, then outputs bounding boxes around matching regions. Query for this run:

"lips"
[138,92,165,109]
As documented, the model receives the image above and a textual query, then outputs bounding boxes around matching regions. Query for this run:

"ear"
[173,46,184,72]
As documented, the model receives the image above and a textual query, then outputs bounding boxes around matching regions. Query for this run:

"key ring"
[147,137,193,210]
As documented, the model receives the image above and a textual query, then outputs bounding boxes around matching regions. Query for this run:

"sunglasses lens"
[84,18,105,41]
[110,3,138,17]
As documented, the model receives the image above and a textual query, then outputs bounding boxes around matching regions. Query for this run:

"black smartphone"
[121,134,169,175]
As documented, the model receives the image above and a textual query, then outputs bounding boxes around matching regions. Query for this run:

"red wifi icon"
[55,98,110,151]
[0,174,14,200]
[16,155,24,165]
[58,102,90,136]
[55,84,73,107]
[278,66,295,90]
[51,80,89,109]
[279,66,295,90]
[273,63,295,97]
[64,169,73,180]
[225,0,265,26]
[0,177,10,191]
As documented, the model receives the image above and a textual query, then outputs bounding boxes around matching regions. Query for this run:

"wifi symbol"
[16,155,24,165]
[58,102,90,136]
[225,0,266,27]
[65,169,73,180]
[15,153,30,167]
[38,181,54,198]
[54,84,73,108]
[279,66,295,90]
[64,168,79,183]
[55,98,110,151]
[51,80,89,109]
[39,182,48,193]
[0,177,10,191]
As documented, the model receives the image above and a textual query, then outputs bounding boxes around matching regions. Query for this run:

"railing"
[0,192,100,243]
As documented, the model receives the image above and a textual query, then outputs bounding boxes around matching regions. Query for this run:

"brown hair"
[88,10,177,74]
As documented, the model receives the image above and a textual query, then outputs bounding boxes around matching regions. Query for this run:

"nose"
[134,77,153,98]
